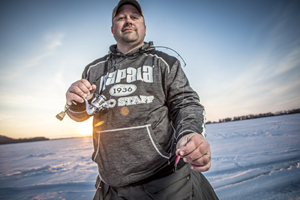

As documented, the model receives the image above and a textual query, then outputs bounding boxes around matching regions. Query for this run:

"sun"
[77,118,93,136]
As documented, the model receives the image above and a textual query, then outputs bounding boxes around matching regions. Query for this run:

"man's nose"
[125,16,133,25]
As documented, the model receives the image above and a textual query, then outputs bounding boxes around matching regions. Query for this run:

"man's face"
[111,4,146,46]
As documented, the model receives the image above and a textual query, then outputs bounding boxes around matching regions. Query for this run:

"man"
[65,0,218,199]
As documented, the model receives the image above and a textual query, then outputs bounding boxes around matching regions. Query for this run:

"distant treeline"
[206,108,300,124]
[0,135,49,145]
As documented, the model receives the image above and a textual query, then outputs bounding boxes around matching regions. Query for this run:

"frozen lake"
[1,114,300,199]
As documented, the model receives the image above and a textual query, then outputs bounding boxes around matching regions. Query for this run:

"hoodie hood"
[109,41,155,57]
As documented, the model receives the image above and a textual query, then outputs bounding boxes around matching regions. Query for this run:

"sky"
[0,0,299,139]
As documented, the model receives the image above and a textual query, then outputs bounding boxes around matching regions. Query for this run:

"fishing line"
[155,45,188,171]
[92,56,127,86]
[155,46,187,68]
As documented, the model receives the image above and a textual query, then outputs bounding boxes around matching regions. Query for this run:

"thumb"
[66,99,72,106]
[91,84,97,93]
[86,84,97,100]
[176,133,197,151]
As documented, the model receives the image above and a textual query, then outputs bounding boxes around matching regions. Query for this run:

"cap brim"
[112,0,143,19]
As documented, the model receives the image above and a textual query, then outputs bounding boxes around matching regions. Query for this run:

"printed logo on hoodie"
[99,65,154,107]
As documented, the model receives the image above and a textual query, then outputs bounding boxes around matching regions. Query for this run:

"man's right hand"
[66,79,97,106]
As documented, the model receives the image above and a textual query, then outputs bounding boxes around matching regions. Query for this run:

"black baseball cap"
[112,0,144,24]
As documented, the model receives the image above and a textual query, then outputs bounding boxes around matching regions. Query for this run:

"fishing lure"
[174,154,181,172]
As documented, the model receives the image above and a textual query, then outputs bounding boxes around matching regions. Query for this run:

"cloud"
[202,4,300,121]
[0,32,65,81]
[0,94,42,109]
[45,33,64,50]
[272,44,300,77]
[0,70,69,111]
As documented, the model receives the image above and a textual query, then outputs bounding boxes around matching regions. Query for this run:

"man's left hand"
[176,133,211,172]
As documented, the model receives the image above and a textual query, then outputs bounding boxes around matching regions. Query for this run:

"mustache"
[122,25,136,32]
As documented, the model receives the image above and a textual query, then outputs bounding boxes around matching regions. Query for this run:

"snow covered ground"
[1,114,300,199]
[205,114,300,200]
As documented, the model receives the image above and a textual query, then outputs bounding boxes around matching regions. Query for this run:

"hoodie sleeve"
[66,55,109,122]
[166,60,206,142]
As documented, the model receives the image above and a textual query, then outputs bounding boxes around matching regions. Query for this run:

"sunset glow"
[77,120,93,136]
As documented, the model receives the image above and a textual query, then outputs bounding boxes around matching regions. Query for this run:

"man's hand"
[176,133,211,172]
[66,79,96,105]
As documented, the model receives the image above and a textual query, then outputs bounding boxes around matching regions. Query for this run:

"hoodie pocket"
[93,124,171,187]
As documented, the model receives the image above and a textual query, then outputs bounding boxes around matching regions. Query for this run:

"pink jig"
[175,155,181,165]
[174,155,181,172]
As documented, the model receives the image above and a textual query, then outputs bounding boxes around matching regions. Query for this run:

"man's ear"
[111,26,114,35]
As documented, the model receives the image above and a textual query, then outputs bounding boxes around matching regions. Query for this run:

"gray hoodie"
[67,42,206,187]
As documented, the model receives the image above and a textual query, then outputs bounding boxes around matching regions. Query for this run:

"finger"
[190,151,211,166]
[77,80,92,96]
[91,84,97,93]
[85,84,97,100]
[68,85,88,99]
[176,133,197,150]
[66,79,91,105]
[66,100,77,106]
[69,79,91,93]
[69,80,92,98]
[89,84,97,97]
[66,99,72,106]
[184,141,210,162]
[66,91,85,104]
[191,160,211,172]
[175,148,181,156]
[176,139,189,156]
[81,79,93,91]
[179,134,205,157]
